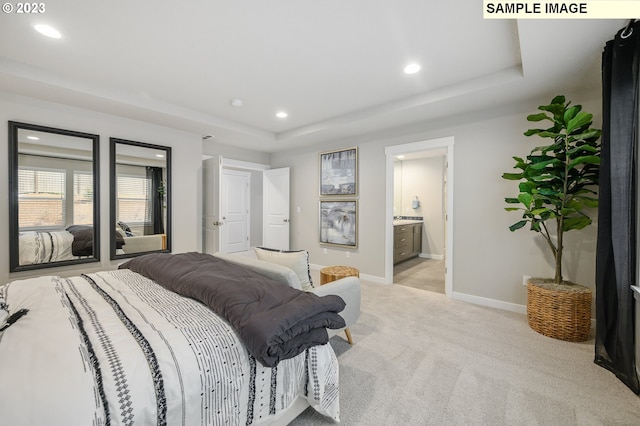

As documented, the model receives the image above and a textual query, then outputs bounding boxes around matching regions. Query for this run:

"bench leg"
[344,328,353,345]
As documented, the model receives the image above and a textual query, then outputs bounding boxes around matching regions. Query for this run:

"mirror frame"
[8,121,100,272]
[110,137,172,260]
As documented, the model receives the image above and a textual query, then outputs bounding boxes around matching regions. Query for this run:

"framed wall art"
[319,147,357,196]
[319,200,357,248]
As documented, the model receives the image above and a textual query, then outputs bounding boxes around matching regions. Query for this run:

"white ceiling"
[0,1,626,153]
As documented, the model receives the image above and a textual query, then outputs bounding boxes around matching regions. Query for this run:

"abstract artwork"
[319,200,357,247]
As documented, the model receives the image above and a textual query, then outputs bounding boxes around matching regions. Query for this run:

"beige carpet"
[291,275,640,425]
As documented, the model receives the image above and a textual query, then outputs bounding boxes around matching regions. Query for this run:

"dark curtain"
[144,166,165,235]
[595,21,640,395]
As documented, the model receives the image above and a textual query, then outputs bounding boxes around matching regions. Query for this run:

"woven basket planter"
[526,279,592,342]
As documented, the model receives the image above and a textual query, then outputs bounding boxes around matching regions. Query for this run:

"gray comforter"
[119,252,346,367]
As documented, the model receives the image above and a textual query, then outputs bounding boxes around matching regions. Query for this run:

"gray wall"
[271,91,601,310]
[1,90,603,313]
[0,93,202,284]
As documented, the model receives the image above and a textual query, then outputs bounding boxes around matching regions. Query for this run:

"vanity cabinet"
[394,222,422,264]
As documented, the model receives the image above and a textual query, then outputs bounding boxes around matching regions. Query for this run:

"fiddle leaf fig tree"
[502,96,601,284]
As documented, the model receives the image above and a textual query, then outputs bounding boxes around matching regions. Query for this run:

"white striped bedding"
[0,269,340,425]
[18,230,78,265]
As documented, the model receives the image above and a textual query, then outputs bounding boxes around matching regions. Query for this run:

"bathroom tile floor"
[393,257,445,294]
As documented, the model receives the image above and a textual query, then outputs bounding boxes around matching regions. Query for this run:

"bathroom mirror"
[8,121,100,272]
[110,138,171,259]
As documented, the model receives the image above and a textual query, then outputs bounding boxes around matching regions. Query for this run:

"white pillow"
[255,247,314,291]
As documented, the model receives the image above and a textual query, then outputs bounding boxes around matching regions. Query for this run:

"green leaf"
[571,130,601,141]
[527,113,551,122]
[509,220,528,232]
[519,182,536,193]
[537,131,561,138]
[539,103,565,116]
[536,187,559,196]
[551,95,566,105]
[563,105,582,124]
[504,198,520,204]
[562,216,592,232]
[529,158,561,170]
[568,155,600,169]
[504,207,521,211]
[566,198,584,210]
[532,144,560,154]
[541,210,557,220]
[567,144,597,155]
[518,193,533,206]
[524,128,544,137]
[502,172,523,180]
[531,208,550,216]
[567,112,593,134]
[576,196,599,208]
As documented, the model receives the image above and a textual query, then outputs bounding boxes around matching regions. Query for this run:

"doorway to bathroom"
[384,137,454,296]
[393,150,446,293]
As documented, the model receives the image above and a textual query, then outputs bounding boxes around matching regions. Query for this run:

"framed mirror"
[8,121,100,272]
[110,138,171,259]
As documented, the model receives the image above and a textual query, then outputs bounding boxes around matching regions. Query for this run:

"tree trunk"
[555,217,564,284]
[555,245,563,284]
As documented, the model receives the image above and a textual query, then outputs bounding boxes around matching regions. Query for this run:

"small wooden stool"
[319,265,359,345]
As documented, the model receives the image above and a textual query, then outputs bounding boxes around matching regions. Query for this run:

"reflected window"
[73,171,94,225]
[18,167,66,228]
[117,173,151,226]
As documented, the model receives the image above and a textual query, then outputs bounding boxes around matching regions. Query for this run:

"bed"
[0,252,344,425]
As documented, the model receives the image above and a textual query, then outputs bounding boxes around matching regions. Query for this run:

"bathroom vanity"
[393,220,422,264]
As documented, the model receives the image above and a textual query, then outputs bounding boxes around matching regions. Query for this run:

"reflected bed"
[18,225,97,265]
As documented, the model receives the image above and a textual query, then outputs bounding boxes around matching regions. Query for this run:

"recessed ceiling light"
[34,24,62,39]
[276,111,288,118]
[155,154,165,158]
[230,99,243,107]
[396,155,405,159]
[404,63,421,74]
[27,135,40,140]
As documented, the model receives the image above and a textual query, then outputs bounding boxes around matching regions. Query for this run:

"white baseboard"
[310,263,597,324]
[309,263,324,272]
[358,273,388,284]
[451,292,599,329]
[419,253,444,260]
[451,291,527,315]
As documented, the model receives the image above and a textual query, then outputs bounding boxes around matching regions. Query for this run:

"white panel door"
[263,167,290,250]
[221,169,250,253]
